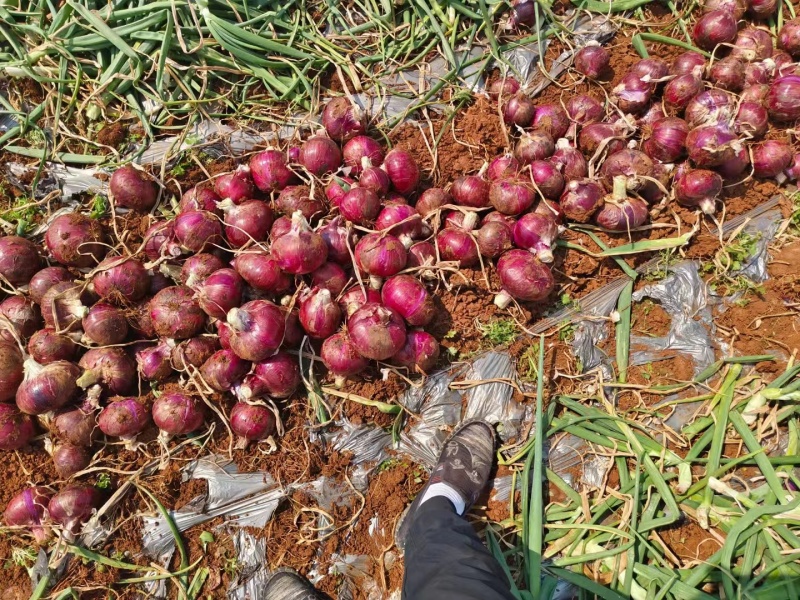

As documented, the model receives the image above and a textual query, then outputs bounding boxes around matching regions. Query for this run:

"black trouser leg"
[401,496,516,600]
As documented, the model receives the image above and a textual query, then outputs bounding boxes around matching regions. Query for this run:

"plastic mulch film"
[323,419,393,490]
[227,530,270,600]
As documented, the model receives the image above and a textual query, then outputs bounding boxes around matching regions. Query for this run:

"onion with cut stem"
[180,187,221,215]
[93,256,150,303]
[476,221,513,258]
[136,341,174,382]
[565,95,604,124]
[180,253,225,288]
[236,352,300,400]
[299,287,342,339]
[27,330,76,365]
[174,210,224,254]
[82,303,128,346]
[574,42,610,79]
[347,303,406,361]
[227,300,286,362]
[489,178,536,215]
[271,212,328,275]
[343,136,384,174]
[321,332,369,386]
[77,347,136,395]
[594,176,649,231]
[393,331,440,372]
[674,169,723,214]
[310,262,349,297]
[339,187,382,225]
[49,485,104,534]
[752,139,793,177]
[550,139,588,180]
[435,229,480,267]
[338,286,382,317]
[40,282,91,332]
[375,204,423,248]
[685,90,734,128]
[355,233,407,288]
[381,275,436,326]
[3,486,51,543]
[512,212,560,263]
[214,166,255,204]
[732,27,774,62]
[222,199,274,248]
[231,253,291,295]
[197,268,244,320]
[230,402,277,445]
[494,250,554,307]
[170,336,218,371]
[200,349,251,392]
[16,360,81,415]
[514,130,555,164]
[300,135,341,177]
[322,97,366,142]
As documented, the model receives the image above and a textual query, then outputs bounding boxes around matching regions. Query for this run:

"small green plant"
[223,556,239,579]
[557,319,576,342]
[644,247,678,281]
[520,342,542,381]
[443,329,458,340]
[477,318,517,346]
[199,531,214,551]
[96,473,112,490]
[4,546,37,570]
[789,191,800,232]
[89,195,108,219]
[377,458,402,473]
[2,196,40,235]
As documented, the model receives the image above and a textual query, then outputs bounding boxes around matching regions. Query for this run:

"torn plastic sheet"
[730,208,783,284]
[227,530,270,600]
[570,280,623,380]
[323,419,393,490]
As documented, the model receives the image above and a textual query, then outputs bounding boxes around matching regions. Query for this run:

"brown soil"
[659,519,722,565]
[96,122,129,149]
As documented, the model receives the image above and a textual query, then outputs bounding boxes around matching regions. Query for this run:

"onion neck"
[76,369,99,389]
[369,275,383,290]
[494,290,512,309]
[611,175,629,202]
[226,307,250,332]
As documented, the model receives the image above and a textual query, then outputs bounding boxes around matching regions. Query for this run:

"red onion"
[671,51,706,76]
[77,347,136,395]
[381,275,436,327]
[451,175,490,208]
[221,199,274,248]
[298,287,341,339]
[179,187,221,215]
[53,444,91,478]
[495,250,554,307]
[639,103,667,128]
[575,43,610,79]
[578,123,625,157]
[17,360,81,415]
[376,204,423,247]
[217,322,232,349]
[594,177,650,231]
[326,176,353,206]
[752,140,793,177]
[750,0,777,17]
[150,286,206,340]
[489,178,536,215]
[643,117,689,163]
[732,27,774,62]
[270,216,292,240]
[0,295,40,342]
[152,392,205,436]
[339,286,382,317]
[686,125,741,167]
[551,140,588,180]
[53,403,97,446]
[503,93,535,127]
[785,153,800,180]
[174,210,224,254]
[744,62,770,85]
[640,162,671,204]
[45,213,107,268]
[136,341,173,382]
[150,272,172,295]
[415,188,451,216]
[41,282,90,331]
[407,241,437,269]
[535,200,564,223]
[436,229,479,267]
[509,0,536,28]
[0,402,36,450]
[664,75,703,111]
[716,146,751,180]
[199,349,250,392]
[318,217,356,265]
[476,221,513,258]
[343,136,384,174]
[560,179,605,223]
[300,135,342,177]
[611,72,653,113]
[355,233,407,287]
[27,329,75,365]
[310,262,348,296]
[512,212,559,263]
[779,19,800,57]
[320,332,369,384]
[275,185,326,222]
[170,336,218,371]
[0,236,40,286]
[0,342,23,402]
[230,402,277,443]
[98,396,151,438]
[693,10,738,51]
[131,301,155,338]
[631,58,669,83]
[393,331,440,372]
[444,211,479,231]
[767,75,800,120]
[675,169,723,214]
[600,149,654,191]
[347,303,406,360]
[143,220,176,262]
[339,187,382,225]
[28,267,72,304]
[565,95,604,124]
[4,487,51,542]
[488,77,520,101]
[110,165,159,212]
[359,164,391,196]
[704,0,748,18]
[82,303,128,346]
[707,57,746,92]
[227,300,285,361]
[93,256,150,303]
[214,166,254,204]
[196,268,243,320]
[231,253,291,295]
[383,149,420,195]
[529,160,565,199]
[685,90,734,128]
[49,485,104,533]
[735,102,769,138]
[180,253,225,288]
[741,84,770,104]
[272,212,328,274]
[237,352,299,400]
[487,155,520,181]
[515,130,555,163]
[322,97,366,142]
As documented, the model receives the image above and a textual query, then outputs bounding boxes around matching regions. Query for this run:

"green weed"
[477,318,517,346]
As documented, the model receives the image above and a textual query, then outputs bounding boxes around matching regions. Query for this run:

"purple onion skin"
[318,217,357,265]
[381,275,436,327]
[407,241,437,268]
[300,136,342,177]
[436,229,480,267]
[515,130,555,164]
[230,403,277,442]
[250,150,296,192]
[227,300,286,362]
[93,256,150,303]
[704,0,747,18]
[347,303,407,361]
[752,140,794,177]
[338,286,382,317]
[270,216,292,240]
[509,0,536,28]
[551,142,588,180]
[0,236,41,285]
[393,331,440,372]
[575,44,610,79]
[310,262,349,297]
[503,94,535,127]
[735,102,770,138]
[53,444,91,478]
[322,97,366,142]
[78,347,137,395]
[496,250,554,305]
[200,349,250,392]
[644,117,689,163]
[664,75,703,111]
[745,62,771,85]
[48,485,104,533]
[529,160,565,200]
[299,287,342,339]
[238,352,299,400]
[595,197,649,231]
[599,150,654,191]
[359,165,391,196]
[708,57,746,92]
[741,84,770,104]
[16,361,81,415]
[174,210,224,254]
[231,253,291,295]
[223,199,274,248]
[578,123,625,157]
[26,330,74,367]
[136,341,173,382]
[452,175,491,208]
[0,403,36,449]
[732,28,774,62]
[631,58,669,82]
[489,179,536,215]
[566,95,604,124]
[0,295,41,342]
[45,214,107,268]
[785,153,800,180]
[768,75,800,120]
[82,303,128,346]
[779,19,800,58]
[180,187,221,215]
[197,268,244,320]
[444,211,477,231]
[477,221,513,258]
[416,188,451,216]
[28,267,72,304]
[53,404,97,447]
[612,74,653,113]
[675,169,723,214]
[750,0,777,17]
[281,309,303,349]
[321,332,369,380]
[716,146,751,180]
[488,77,520,101]
[40,282,90,332]
[339,187,382,225]
[343,136,385,174]
[4,486,51,543]
[98,397,151,438]
[376,204,423,244]
[686,126,740,167]
[384,149,420,195]
[355,233,408,280]
[214,167,255,205]
[326,177,351,206]
[272,213,329,275]
[671,52,706,76]
[685,90,734,128]
[693,10,738,51]
[487,156,520,181]
[275,185,326,222]
[560,179,605,223]
[512,212,559,263]
[150,286,207,340]
[181,253,225,288]
[171,336,218,371]
[110,165,159,212]
[143,221,176,262]
[152,392,205,435]
[150,272,172,295]
[639,103,667,128]
[532,105,570,139]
